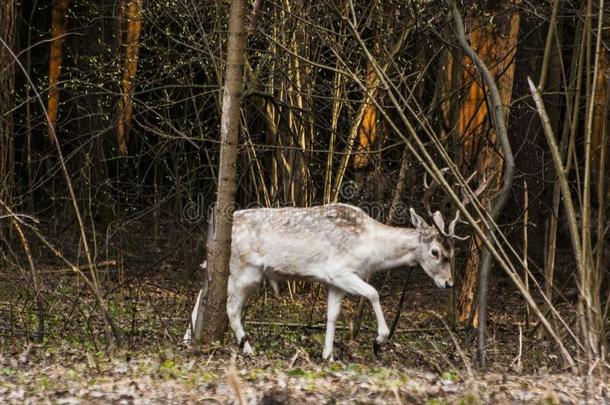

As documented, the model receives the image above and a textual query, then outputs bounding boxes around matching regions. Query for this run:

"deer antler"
[422,167,495,241]
[446,172,495,240]
[422,167,450,216]
[422,167,452,236]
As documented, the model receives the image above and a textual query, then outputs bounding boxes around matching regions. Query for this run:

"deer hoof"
[243,341,254,356]
[239,334,254,355]
[322,351,334,362]
[373,339,382,356]
[238,334,249,348]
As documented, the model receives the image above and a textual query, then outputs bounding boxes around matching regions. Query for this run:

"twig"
[38,260,117,275]
[522,181,530,326]
[388,269,412,340]
[510,325,523,373]
[248,0,263,34]
[245,320,448,334]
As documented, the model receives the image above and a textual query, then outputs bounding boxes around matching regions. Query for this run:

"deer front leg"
[334,273,389,355]
[227,287,253,355]
[322,287,345,361]
[227,273,261,355]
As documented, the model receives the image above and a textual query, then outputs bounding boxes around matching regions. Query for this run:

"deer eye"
[431,249,440,259]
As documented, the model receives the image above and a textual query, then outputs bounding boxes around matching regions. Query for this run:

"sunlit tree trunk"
[47,0,71,142]
[454,21,490,325]
[352,63,383,205]
[354,66,378,170]
[455,6,521,326]
[116,0,143,156]
[193,0,246,344]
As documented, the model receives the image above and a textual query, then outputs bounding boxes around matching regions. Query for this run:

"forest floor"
[2,271,608,404]
[0,344,605,404]
[1,227,608,404]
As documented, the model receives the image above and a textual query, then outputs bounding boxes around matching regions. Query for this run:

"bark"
[591,45,608,201]
[0,0,16,215]
[354,66,378,169]
[193,0,246,344]
[116,0,143,156]
[47,0,71,142]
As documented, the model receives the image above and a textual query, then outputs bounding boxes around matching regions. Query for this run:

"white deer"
[184,172,488,358]
[222,200,470,360]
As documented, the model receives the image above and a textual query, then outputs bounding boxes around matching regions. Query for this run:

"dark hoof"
[373,339,381,356]
[239,334,250,349]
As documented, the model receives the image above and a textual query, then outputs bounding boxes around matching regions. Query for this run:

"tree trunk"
[47,0,71,142]
[455,5,520,326]
[354,66,378,170]
[116,0,143,156]
[193,0,246,344]
[0,0,16,246]
[0,0,16,217]
[448,1,518,368]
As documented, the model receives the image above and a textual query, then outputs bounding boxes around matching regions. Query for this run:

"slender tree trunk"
[455,4,520,327]
[324,62,345,204]
[116,0,144,156]
[193,0,246,344]
[542,10,584,335]
[580,0,605,363]
[449,0,516,368]
[0,0,16,220]
[47,0,71,142]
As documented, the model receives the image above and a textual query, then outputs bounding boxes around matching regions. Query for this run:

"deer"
[185,172,488,360]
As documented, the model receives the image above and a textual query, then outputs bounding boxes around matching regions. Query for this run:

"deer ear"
[431,211,445,232]
[410,208,428,231]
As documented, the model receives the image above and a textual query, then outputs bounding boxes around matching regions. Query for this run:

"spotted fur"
[223,203,454,360]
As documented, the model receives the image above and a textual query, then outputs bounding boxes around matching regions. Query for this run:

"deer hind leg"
[322,287,345,361]
[182,289,204,345]
[332,273,389,355]
[227,267,262,355]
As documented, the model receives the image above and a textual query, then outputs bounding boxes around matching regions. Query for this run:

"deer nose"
[445,281,452,289]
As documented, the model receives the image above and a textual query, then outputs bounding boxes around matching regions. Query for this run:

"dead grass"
[0,343,606,404]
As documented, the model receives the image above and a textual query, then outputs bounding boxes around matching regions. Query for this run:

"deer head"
[413,168,493,288]
[410,208,454,289]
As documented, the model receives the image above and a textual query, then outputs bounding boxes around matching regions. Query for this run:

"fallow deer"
[226,203,459,360]
[186,172,487,360]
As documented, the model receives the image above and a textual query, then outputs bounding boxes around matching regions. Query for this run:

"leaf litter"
[0,344,607,404]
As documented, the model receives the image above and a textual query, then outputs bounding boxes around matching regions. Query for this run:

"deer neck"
[367,224,420,271]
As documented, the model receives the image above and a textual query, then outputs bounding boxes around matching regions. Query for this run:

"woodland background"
[0,0,609,402]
